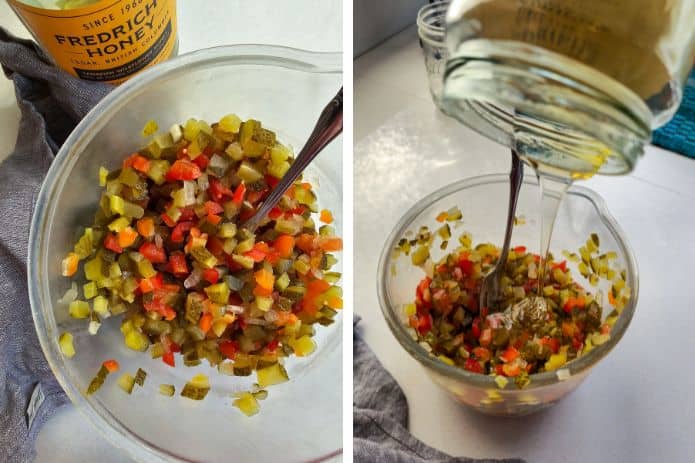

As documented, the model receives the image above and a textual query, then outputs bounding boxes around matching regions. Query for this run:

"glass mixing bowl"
[28,45,342,462]
[378,174,638,416]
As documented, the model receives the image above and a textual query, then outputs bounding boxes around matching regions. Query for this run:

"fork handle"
[243,87,343,231]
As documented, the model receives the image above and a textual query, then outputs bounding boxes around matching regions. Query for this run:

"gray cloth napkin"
[0,28,111,463]
[353,318,524,463]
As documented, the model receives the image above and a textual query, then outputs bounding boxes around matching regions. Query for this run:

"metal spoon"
[242,87,343,232]
[479,149,524,311]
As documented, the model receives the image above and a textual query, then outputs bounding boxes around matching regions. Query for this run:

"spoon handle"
[243,87,343,231]
[497,150,524,266]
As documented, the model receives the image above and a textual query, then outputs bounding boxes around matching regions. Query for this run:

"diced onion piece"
[208,154,230,177]
[88,320,101,335]
[225,275,244,291]
[169,124,182,143]
[58,282,78,305]
[197,173,209,191]
[182,180,196,206]
[225,304,245,315]
[556,369,571,381]
[184,268,202,289]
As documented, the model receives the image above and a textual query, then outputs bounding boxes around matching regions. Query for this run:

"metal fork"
[242,87,343,232]
[479,150,524,311]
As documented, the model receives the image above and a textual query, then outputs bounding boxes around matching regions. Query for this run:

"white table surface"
[355,26,695,463]
[0,1,342,461]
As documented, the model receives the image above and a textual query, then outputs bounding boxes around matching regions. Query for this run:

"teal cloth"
[653,68,695,158]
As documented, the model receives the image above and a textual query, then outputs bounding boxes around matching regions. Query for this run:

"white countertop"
[0,1,342,461]
[355,26,695,463]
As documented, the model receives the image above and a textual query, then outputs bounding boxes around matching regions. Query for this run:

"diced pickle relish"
[60,115,343,410]
[399,221,628,388]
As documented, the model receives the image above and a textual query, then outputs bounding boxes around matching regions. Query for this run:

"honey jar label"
[8,0,177,84]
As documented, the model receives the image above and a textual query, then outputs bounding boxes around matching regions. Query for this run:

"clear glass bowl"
[377,174,638,416]
[28,45,342,462]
